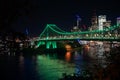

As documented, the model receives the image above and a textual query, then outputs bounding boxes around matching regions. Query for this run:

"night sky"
[0,0,120,37]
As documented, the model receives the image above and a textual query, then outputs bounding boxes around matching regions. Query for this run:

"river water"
[0,44,110,80]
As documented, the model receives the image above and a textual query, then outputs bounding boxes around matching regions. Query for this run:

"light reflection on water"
[65,52,71,62]
[0,44,110,80]
[18,51,95,80]
[13,50,107,80]
[36,53,75,80]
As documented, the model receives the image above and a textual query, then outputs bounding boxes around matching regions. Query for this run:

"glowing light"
[36,41,45,48]
[65,52,71,62]
[65,44,73,52]
[36,24,120,48]
[46,41,57,49]
[78,39,82,44]
[15,38,21,42]
[36,55,75,80]
[90,40,93,42]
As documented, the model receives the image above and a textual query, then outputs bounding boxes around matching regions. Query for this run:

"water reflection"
[65,52,71,62]
[19,55,24,66]
[36,53,75,80]
[74,51,82,61]
[19,54,24,77]
[0,42,115,80]
[18,54,37,80]
[86,41,111,59]
[17,50,109,80]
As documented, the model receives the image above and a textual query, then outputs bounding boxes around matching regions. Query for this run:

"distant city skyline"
[0,0,119,37]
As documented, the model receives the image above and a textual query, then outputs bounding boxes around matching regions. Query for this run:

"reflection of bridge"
[31,24,120,49]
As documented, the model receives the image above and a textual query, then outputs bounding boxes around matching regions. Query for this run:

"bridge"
[31,24,120,49]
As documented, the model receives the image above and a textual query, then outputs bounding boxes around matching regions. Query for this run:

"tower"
[25,28,29,36]
[98,15,106,30]
[91,10,98,30]
[76,15,81,28]
[71,15,81,32]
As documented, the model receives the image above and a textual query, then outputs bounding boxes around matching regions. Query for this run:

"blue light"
[76,15,81,21]
[77,39,82,44]
[25,28,29,35]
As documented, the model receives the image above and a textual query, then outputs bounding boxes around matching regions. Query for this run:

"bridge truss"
[31,24,120,48]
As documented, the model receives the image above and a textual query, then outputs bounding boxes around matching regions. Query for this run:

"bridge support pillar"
[36,41,45,48]
[46,41,57,49]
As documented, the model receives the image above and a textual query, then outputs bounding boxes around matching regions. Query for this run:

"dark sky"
[0,0,120,37]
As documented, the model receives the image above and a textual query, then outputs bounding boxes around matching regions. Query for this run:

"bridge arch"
[32,24,120,49]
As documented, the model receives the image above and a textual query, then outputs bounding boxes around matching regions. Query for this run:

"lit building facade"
[103,20,111,28]
[98,15,106,30]
[117,17,120,26]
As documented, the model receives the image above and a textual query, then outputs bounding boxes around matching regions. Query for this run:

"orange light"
[65,52,71,62]
[65,45,73,52]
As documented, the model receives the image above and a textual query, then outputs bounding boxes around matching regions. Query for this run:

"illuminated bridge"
[31,24,120,49]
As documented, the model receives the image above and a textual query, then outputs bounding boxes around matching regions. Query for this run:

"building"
[98,15,106,30]
[117,17,120,26]
[71,15,81,32]
[103,20,111,28]
[91,12,98,30]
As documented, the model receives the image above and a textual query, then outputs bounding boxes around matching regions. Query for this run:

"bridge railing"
[32,24,120,42]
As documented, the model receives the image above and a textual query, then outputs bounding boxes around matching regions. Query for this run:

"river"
[0,43,112,80]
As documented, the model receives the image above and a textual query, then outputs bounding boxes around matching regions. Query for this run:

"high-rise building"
[76,15,81,28]
[71,15,81,32]
[103,20,111,28]
[98,15,106,30]
[91,10,98,30]
[117,17,120,26]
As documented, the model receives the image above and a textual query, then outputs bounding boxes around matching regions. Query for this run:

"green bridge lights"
[37,41,57,49]
[35,24,120,49]
[46,41,57,49]
[37,41,45,47]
